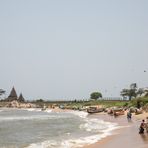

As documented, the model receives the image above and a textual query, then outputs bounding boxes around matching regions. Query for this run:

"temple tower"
[7,87,18,101]
[18,93,25,102]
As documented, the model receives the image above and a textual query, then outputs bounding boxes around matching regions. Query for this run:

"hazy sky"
[0,0,148,100]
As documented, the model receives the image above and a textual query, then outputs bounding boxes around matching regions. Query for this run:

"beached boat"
[135,109,143,115]
[107,108,124,116]
[113,110,124,116]
[87,107,104,114]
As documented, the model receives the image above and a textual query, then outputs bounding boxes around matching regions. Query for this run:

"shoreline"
[83,112,148,148]
[51,108,148,148]
[1,107,148,148]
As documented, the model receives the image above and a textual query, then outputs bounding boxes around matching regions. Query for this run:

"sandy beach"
[83,112,148,148]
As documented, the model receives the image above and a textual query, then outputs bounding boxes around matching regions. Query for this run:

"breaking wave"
[26,111,120,148]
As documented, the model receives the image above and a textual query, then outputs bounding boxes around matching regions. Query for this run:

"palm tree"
[120,89,130,100]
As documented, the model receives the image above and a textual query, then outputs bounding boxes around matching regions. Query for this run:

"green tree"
[120,83,137,101]
[130,83,137,90]
[0,89,5,98]
[120,89,129,98]
[128,89,137,100]
[36,99,44,102]
[144,89,148,97]
[137,88,145,96]
[90,92,102,100]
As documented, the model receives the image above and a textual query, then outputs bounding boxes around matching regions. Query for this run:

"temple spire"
[18,93,25,102]
[7,87,18,101]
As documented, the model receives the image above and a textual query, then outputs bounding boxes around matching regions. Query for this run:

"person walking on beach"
[127,111,132,122]
[139,120,145,134]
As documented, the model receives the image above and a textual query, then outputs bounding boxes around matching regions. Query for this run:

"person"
[127,111,132,121]
[139,120,145,134]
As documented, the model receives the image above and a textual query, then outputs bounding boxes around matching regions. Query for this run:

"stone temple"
[7,87,18,101]
[18,93,25,102]
[6,87,25,102]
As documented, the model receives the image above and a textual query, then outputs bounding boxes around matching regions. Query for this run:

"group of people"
[126,110,148,134]
[139,118,148,134]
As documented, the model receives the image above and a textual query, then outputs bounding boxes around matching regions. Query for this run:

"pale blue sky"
[0,0,148,100]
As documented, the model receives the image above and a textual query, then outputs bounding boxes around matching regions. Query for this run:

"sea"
[0,108,119,148]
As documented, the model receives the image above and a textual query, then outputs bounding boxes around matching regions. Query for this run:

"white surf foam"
[26,115,122,148]
[23,108,43,112]
[44,109,52,113]
[80,118,118,132]
[69,110,88,118]
[26,127,120,148]
[21,108,52,113]
[0,114,68,122]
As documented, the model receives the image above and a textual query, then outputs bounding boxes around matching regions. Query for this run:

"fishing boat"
[113,110,124,116]
[107,108,124,116]
[87,107,104,114]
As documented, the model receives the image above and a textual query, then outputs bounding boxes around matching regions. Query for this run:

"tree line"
[90,83,148,101]
[1,83,148,102]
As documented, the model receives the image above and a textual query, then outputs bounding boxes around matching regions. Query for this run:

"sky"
[0,0,148,100]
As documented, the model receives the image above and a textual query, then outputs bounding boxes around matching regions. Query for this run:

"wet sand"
[83,113,148,148]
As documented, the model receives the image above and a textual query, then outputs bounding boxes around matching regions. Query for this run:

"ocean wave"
[26,128,119,148]
[44,109,52,113]
[26,117,121,148]
[22,108,52,113]
[80,118,118,132]
[68,110,88,118]
[23,108,42,112]
[0,114,69,122]
[1,109,123,148]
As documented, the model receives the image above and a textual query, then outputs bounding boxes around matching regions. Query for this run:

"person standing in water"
[127,110,132,122]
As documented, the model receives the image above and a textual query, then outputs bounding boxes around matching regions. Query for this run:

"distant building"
[6,87,18,101]
[6,87,25,102]
[18,93,25,102]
